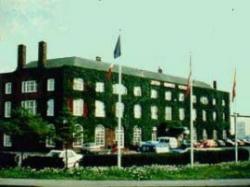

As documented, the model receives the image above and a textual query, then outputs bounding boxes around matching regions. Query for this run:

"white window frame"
[202,110,207,121]
[46,124,56,148]
[165,107,172,120]
[113,84,127,95]
[3,134,12,147]
[150,89,158,99]
[134,104,142,119]
[95,100,106,117]
[179,93,185,102]
[22,80,37,93]
[73,78,84,91]
[133,86,142,97]
[4,101,11,118]
[152,127,157,141]
[47,99,54,116]
[95,125,105,146]
[73,99,84,116]
[73,124,84,147]
[192,95,197,103]
[202,129,208,140]
[5,82,12,94]
[165,91,172,101]
[213,111,217,121]
[95,82,104,93]
[213,98,216,105]
[115,102,124,118]
[21,100,37,115]
[151,106,158,120]
[192,109,197,121]
[213,129,218,140]
[179,108,185,121]
[133,126,142,145]
[47,78,55,91]
[115,126,124,148]
[200,96,209,105]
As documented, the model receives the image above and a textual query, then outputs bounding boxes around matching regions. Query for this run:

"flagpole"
[189,54,194,168]
[117,63,122,168]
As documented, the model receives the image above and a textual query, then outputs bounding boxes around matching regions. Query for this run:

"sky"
[0,0,249,115]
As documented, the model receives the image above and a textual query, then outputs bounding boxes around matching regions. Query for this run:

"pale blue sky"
[0,0,249,114]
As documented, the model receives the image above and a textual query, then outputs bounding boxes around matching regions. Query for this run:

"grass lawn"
[0,161,250,180]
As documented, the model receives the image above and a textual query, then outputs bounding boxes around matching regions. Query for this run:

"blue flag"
[114,35,121,59]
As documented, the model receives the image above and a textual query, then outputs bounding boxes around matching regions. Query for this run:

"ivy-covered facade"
[0,42,230,151]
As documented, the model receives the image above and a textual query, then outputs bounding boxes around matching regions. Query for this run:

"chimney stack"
[38,41,47,68]
[213,80,217,89]
[17,44,26,70]
[158,67,163,73]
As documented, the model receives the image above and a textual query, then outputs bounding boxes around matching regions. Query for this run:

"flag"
[185,57,192,96]
[114,35,121,59]
[232,69,236,102]
[106,35,121,80]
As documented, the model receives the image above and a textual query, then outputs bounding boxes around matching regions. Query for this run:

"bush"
[80,149,249,167]
[0,153,17,168]
[22,156,64,169]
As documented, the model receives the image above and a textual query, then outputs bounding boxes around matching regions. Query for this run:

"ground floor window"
[115,126,124,148]
[193,128,197,141]
[95,125,105,146]
[3,134,12,147]
[151,126,157,141]
[202,129,208,140]
[133,126,142,145]
[213,129,218,140]
[222,129,227,139]
[73,124,84,147]
[46,124,56,148]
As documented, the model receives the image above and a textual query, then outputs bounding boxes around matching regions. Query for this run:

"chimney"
[213,80,217,89]
[158,67,163,73]
[96,56,102,62]
[17,44,26,70]
[38,41,47,68]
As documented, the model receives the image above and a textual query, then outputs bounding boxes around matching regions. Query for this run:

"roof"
[25,57,212,89]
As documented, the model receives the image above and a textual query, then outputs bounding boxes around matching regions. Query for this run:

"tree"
[54,106,83,168]
[0,107,51,166]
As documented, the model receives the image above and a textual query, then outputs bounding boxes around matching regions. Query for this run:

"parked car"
[139,142,170,153]
[225,139,235,146]
[82,142,102,153]
[157,137,178,149]
[242,138,250,146]
[47,149,83,168]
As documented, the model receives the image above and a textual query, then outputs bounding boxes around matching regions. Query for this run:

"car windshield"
[48,152,61,157]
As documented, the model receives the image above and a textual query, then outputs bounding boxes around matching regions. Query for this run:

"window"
[47,79,55,91]
[113,84,127,95]
[96,82,104,93]
[192,95,197,103]
[115,126,124,148]
[151,106,158,119]
[73,124,83,147]
[193,128,197,141]
[115,102,124,118]
[134,104,141,119]
[73,99,84,116]
[213,98,216,105]
[151,89,158,98]
[165,91,171,101]
[213,112,217,121]
[95,125,105,146]
[73,78,84,91]
[46,124,56,148]
[202,129,208,140]
[22,80,37,93]
[222,99,226,106]
[192,109,197,121]
[21,100,37,115]
[164,82,175,88]
[152,127,157,141]
[222,112,226,121]
[178,85,187,90]
[213,129,217,140]
[179,108,185,120]
[151,80,161,86]
[202,110,207,121]
[200,96,209,105]
[165,107,172,120]
[95,100,106,117]
[4,101,11,118]
[47,99,54,116]
[3,134,12,147]
[179,93,184,102]
[133,86,142,96]
[5,82,12,94]
[133,126,142,145]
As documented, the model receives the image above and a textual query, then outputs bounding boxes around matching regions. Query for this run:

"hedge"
[22,156,64,169]
[80,149,249,167]
[0,153,17,168]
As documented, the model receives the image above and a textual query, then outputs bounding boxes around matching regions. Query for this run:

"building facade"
[0,41,230,152]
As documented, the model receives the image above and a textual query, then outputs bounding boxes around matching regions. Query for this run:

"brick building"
[0,41,230,152]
